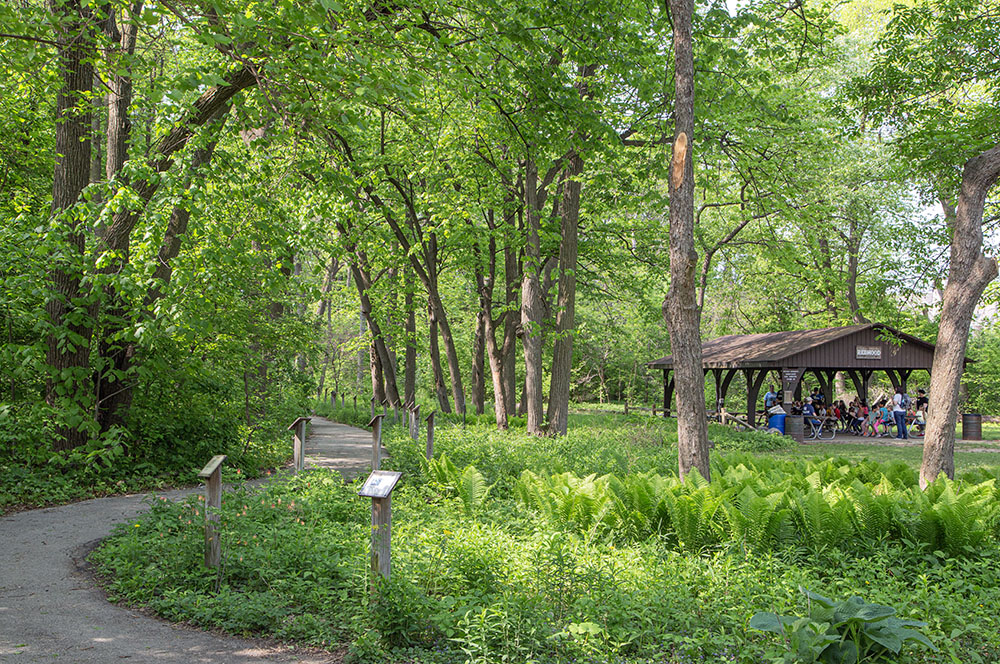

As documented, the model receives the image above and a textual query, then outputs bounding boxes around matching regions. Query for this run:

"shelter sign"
[856,345,882,360]
[781,368,805,404]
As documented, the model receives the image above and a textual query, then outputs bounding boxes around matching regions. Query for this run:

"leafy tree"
[858,0,1000,486]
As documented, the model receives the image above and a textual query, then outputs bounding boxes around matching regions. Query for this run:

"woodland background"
[1,0,998,468]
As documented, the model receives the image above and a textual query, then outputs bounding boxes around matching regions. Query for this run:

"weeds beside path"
[0,416,365,663]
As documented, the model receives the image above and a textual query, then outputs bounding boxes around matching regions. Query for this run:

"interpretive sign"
[358,470,401,498]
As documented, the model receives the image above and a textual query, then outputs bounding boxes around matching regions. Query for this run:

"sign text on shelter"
[856,345,882,360]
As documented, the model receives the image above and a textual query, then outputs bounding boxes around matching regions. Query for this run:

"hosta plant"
[750,588,936,663]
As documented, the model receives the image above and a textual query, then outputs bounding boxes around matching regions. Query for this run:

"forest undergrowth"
[90,411,1000,663]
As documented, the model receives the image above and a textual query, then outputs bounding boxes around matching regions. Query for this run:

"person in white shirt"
[892,386,909,440]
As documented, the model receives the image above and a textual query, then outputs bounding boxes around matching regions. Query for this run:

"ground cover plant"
[91,414,1000,663]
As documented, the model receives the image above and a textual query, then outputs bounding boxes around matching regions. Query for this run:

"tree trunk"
[664,0,710,482]
[846,218,869,324]
[521,159,546,434]
[404,289,416,406]
[429,292,466,416]
[428,303,451,412]
[920,146,1000,488]
[471,308,486,415]
[546,154,584,436]
[370,343,386,405]
[46,0,96,450]
[346,257,401,406]
[479,235,509,429]
[501,238,520,417]
[106,2,141,181]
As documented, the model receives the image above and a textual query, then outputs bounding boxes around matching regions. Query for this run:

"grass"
[90,409,1000,664]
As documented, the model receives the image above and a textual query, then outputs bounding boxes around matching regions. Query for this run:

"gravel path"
[0,417,371,663]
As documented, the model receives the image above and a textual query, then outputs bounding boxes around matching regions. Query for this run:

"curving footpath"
[0,417,373,663]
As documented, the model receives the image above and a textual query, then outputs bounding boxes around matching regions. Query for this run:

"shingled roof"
[648,323,942,370]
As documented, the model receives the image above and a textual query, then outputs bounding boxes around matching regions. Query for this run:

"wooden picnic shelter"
[647,324,955,430]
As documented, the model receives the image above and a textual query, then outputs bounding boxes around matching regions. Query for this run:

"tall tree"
[857,0,1000,486]
[664,0,710,481]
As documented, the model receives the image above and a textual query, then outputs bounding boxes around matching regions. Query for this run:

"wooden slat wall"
[785,328,933,370]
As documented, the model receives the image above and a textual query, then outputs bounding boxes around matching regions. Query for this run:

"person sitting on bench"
[803,397,821,436]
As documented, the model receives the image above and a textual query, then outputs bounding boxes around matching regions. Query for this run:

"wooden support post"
[425,410,435,460]
[624,402,629,415]
[353,395,356,410]
[393,402,399,425]
[369,414,384,470]
[341,393,345,407]
[287,417,311,473]
[382,399,388,418]
[410,404,420,441]
[197,455,226,569]
[371,496,391,582]
[358,470,401,589]
[370,396,376,420]
[330,391,336,408]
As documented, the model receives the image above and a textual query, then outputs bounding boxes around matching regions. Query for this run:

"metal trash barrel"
[785,414,803,442]
[962,413,983,441]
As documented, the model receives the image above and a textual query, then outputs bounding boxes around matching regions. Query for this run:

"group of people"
[763,385,929,439]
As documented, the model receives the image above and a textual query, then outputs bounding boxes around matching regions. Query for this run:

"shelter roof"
[647,323,948,371]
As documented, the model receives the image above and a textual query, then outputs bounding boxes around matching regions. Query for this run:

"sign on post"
[197,454,227,568]
[287,416,311,473]
[358,470,402,584]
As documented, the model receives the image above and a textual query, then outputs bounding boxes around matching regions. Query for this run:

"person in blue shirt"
[802,397,820,434]
[764,386,778,410]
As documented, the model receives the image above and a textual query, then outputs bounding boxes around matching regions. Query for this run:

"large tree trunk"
[521,160,546,434]
[546,154,584,436]
[920,146,1000,488]
[664,0,710,482]
[46,0,96,450]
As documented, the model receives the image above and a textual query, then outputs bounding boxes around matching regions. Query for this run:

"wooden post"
[411,404,420,441]
[287,417,311,473]
[370,396,376,420]
[358,470,401,588]
[353,395,357,411]
[425,410,435,460]
[371,495,391,582]
[624,402,629,415]
[369,414,384,470]
[331,391,336,408]
[393,402,399,425]
[197,455,226,569]
[382,399,388,418]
